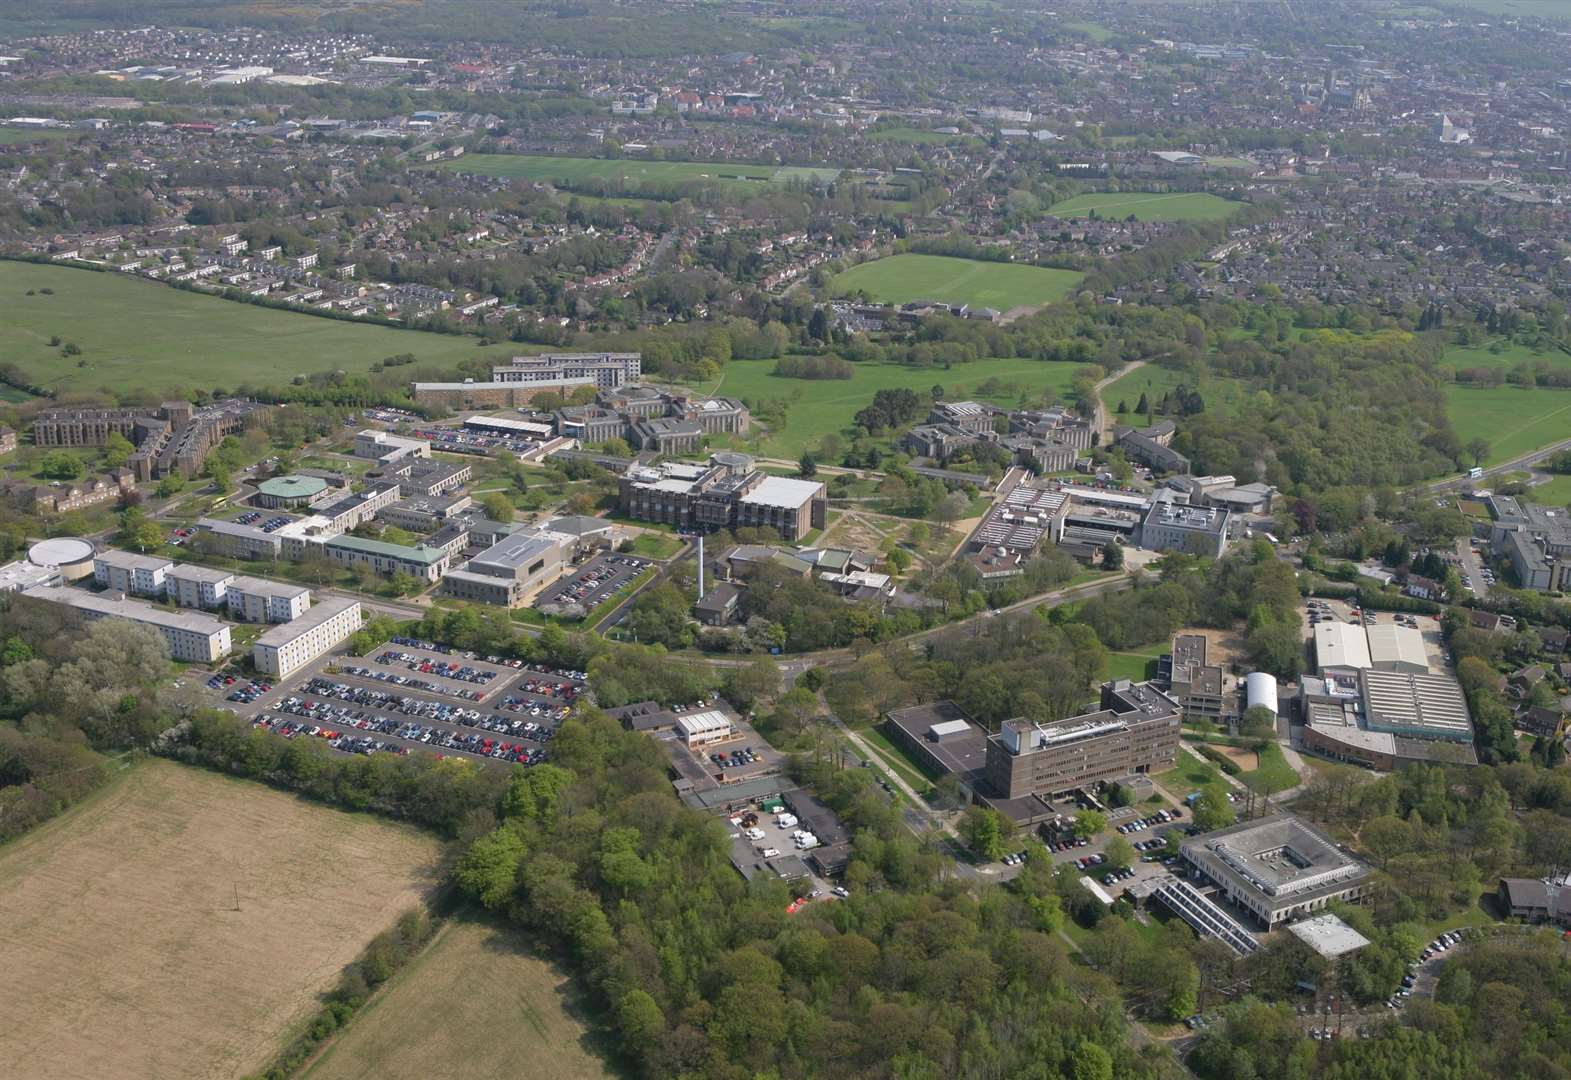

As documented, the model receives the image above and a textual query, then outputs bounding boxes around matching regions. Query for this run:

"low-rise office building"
[378,493,474,532]
[1168,633,1227,722]
[352,428,430,465]
[195,517,284,560]
[1139,500,1230,557]
[252,596,362,679]
[23,584,231,663]
[321,534,452,582]
[885,701,989,794]
[1180,814,1372,928]
[441,532,563,607]
[618,453,826,541]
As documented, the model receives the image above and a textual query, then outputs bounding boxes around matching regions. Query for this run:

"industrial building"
[252,596,362,679]
[1300,667,1477,771]
[1180,814,1372,929]
[1314,621,1428,674]
[22,584,231,663]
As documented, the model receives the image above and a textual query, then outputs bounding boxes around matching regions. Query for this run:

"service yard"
[302,917,613,1080]
[0,758,443,1080]
[215,637,589,767]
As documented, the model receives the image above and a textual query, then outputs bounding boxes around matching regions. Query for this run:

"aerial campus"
[6,2,1571,1079]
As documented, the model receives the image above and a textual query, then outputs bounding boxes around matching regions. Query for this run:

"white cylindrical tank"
[28,536,96,581]
[1245,671,1279,716]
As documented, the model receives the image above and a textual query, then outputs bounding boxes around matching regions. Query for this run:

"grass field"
[302,917,613,1080]
[0,261,490,395]
[705,356,1088,457]
[1240,742,1299,794]
[1102,363,1247,420]
[0,128,77,145]
[1441,338,1571,373]
[1444,384,1571,465]
[434,153,839,191]
[1526,474,1571,506]
[1048,192,1241,222]
[868,127,984,147]
[829,254,1084,311]
[0,758,443,1080]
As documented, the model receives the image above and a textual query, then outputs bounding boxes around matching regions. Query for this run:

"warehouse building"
[1365,624,1429,673]
[1300,668,1477,771]
[22,585,231,663]
[252,596,362,679]
[1180,814,1372,929]
[1314,621,1373,671]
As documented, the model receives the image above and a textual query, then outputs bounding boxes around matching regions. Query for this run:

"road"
[1094,359,1145,439]
[1422,436,1571,492]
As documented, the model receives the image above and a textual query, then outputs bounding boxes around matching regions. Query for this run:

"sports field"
[0,261,489,395]
[830,254,1083,311]
[0,758,443,1080]
[1048,191,1241,222]
[707,356,1087,457]
[868,127,984,146]
[302,917,613,1080]
[434,153,839,190]
[1445,384,1571,465]
[0,128,76,145]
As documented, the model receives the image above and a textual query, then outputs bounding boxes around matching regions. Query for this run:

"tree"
[798,452,817,478]
[933,491,970,532]
[1101,541,1123,570]
[481,492,515,523]
[454,826,526,908]
[1104,835,1136,870]
[1239,705,1277,740]
[959,805,1013,861]
[1192,783,1237,831]
[103,431,135,468]
[38,451,84,480]
[1070,1040,1114,1080]
[1072,810,1107,839]
[726,656,782,709]
[1465,437,1491,468]
[130,521,165,553]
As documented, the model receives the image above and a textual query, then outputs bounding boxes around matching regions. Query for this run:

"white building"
[252,596,362,679]
[226,576,312,623]
[353,429,430,465]
[23,585,231,663]
[166,564,236,610]
[93,550,174,598]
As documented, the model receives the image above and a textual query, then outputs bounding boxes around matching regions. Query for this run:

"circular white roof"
[29,536,95,567]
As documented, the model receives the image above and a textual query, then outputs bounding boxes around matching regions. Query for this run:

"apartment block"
[23,585,231,663]
[93,549,174,598]
[226,576,311,623]
[166,564,235,610]
[252,596,362,679]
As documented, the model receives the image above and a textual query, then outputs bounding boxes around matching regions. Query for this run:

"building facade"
[252,596,362,679]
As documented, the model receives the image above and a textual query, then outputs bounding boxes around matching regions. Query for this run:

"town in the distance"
[1,2,1570,1080]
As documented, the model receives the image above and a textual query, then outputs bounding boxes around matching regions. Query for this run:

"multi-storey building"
[32,399,266,481]
[442,533,564,608]
[319,534,451,582]
[23,584,231,663]
[618,453,826,541]
[252,596,362,679]
[93,549,173,598]
[491,352,642,389]
[166,564,235,610]
[983,680,1182,800]
[1168,633,1227,723]
[226,576,311,623]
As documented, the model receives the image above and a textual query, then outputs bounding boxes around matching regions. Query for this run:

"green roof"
[257,474,328,500]
[325,533,447,565]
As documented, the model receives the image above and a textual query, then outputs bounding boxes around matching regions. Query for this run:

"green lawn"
[829,255,1083,312]
[1102,363,1248,420]
[1444,385,1571,466]
[433,153,839,192]
[1048,192,1242,222]
[0,261,492,397]
[1107,652,1158,682]
[1526,474,1571,507]
[702,356,1089,458]
[1153,753,1225,796]
[1063,19,1113,41]
[868,127,984,147]
[861,725,939,797]
[1441,338,1571,374]
[0,128,78,145]
[627,532,684,559]
[1240,742,1299,795]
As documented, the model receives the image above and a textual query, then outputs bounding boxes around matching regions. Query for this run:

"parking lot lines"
[535,553,650,611]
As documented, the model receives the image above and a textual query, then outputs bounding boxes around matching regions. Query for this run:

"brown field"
[302,916,616,1080]
[0,758,444,1080]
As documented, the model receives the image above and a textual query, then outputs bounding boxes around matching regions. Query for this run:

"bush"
[1197,744,1241,776]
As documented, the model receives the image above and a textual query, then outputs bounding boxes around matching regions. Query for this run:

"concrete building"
[255,474,330,509]
[1139,500,1230,557]
[1115,422,1190,475]
[226,576,311,623]
[353,429,430,465]
[0,560,62,593]
[93,549,173,598]
[166,564,235,610]
[28,536,96,581]
[885,701,989,794]
[22,584,231,663]
[387,460,472,498]
[33,399,265,482]
[983,680,1182,801]
[195,517,283,560]
[1168,633,1227,723]
[1300,667,1477,771]
[618,453,826,541]
[676,709,736,747]
[252,596,362,679]
[378,494,474,531]
[441,533,564,607]
[1486,496,1571,592]
[491,351,642,389]
[1180,814,1372,929]
[319,534,451,582]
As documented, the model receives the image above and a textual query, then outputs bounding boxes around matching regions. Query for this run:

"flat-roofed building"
[678,709,736,747]
[442,532,563,607]
[1180,813,1372,928]
[378,493,474,532]
[491,351,642,389]
[1139,500,1229,557]
[1361,668,1472,742]
[23,584,231,663]
[885,701,988,793]
[736,476,827,541]
[984,680,1182,801]
[322,534,451,582]
[226,576,311,623]
[166,564,234,610]
[618,453,825,541]
[252,596,362,679]
[388,460,472,498]
[1169,633,1227,722]
[352,429,430,465]
[93,549,173,598]
[195,517,283,560]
